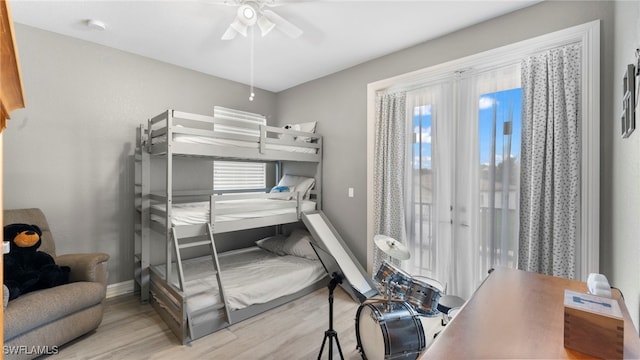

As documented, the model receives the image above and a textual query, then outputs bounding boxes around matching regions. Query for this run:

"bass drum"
[355,301,426,360]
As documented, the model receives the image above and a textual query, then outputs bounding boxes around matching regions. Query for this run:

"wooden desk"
[419,267,640,359]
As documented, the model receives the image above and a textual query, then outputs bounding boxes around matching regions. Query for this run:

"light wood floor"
[51,287,443,360]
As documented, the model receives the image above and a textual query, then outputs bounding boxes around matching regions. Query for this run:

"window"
[368,21,600,298]
[213,161,266,192]
[477,87,522,271]
[408,104,434,273]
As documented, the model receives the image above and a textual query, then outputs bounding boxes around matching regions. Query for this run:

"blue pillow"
[270,185,290,193]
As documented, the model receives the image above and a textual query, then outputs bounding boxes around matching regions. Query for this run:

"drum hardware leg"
[318,272,345,360]
[433,295,465,339]
[384,282,391,312]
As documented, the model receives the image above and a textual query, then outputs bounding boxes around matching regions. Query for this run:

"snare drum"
[356,301,426,360]
[374,261,412,299]
[406,276,444,317]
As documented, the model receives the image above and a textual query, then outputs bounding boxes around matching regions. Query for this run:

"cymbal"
[374,234,410,260]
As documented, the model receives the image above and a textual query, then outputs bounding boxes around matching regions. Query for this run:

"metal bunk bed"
[134,107,325,343]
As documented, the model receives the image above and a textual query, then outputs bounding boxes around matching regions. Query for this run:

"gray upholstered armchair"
[3,208,109,360]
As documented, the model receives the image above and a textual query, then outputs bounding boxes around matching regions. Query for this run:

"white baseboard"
[106,280,134,299]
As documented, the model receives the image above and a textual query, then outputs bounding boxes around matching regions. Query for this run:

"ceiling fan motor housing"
[238,3,258,26]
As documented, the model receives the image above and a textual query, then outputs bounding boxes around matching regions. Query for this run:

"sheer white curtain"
[402,65,520,300]
[454,66,521,298]
[451,74,481,298]
[405,83,454,290]
[518,44,581,279]
[373,91,409,271]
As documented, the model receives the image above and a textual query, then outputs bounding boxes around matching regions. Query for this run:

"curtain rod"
[378,40,582,96]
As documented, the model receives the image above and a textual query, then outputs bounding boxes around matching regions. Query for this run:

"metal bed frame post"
[141,127,150,302]
[275,160,282,185]
[317,136,323,210]
[134,126,142,298]
[134,124,151,302]
[275,160,282,235]
[259,124,267,154]
[165,109,173,285]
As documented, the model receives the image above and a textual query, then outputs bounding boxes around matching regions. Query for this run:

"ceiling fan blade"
[221,24,238,40]
[262,0,312,7]
[201,0,241,6]
[261,9,303,39]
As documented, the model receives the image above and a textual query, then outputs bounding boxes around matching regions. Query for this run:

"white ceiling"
[9,0,541,92]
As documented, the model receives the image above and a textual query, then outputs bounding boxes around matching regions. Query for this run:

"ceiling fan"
[219,0,303,40]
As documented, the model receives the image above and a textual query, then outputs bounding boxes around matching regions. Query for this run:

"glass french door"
[403,64,522,299]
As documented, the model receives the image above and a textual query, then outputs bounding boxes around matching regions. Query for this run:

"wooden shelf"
[0,0,24,350]
[1,0,26,130]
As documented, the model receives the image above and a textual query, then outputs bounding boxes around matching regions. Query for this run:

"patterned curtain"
[373,91,407,271]
[518,44,581,279]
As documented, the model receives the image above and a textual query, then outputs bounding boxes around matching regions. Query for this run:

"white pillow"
[292,121,317,133]
[282,229,318,260]
[277,174,315,200]
[279,124,295,142]
[289,121,317,142]
[256,235,286,255]
[278,121,317,142]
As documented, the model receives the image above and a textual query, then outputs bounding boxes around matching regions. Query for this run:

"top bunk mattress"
[144,109,321,161]
[173,133,317,154]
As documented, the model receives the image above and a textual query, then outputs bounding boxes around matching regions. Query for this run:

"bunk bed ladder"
[172,224,232,340]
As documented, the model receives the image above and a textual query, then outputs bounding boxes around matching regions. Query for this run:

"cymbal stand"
[385,279,394,312]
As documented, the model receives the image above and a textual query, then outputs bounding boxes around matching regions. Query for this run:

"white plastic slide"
[302,210,379,302]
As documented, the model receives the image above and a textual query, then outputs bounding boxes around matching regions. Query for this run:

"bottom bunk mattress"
[153,245,326,313]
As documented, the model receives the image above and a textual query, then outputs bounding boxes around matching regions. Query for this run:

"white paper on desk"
[564,289,623,319]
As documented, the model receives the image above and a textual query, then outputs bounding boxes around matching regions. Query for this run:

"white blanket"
[154,247,326,313]
[151,199,316,226]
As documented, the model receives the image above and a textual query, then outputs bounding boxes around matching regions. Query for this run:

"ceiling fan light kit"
[222,0,303,40]
[237,4,257,26]
[229,18,248,37]
[257,15,275,36]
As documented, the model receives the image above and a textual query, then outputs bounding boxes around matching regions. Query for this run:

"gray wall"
[609,0,640,333]
[277,0,640,328]
[5,24,278,283]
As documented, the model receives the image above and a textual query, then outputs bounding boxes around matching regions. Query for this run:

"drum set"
[355,235,446,360]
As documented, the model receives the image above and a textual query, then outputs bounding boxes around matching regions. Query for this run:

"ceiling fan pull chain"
[249,26,255,101]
